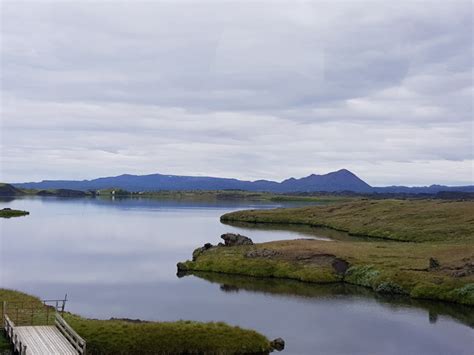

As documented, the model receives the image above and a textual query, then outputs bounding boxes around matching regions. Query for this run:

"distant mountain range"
[11,169,474,194]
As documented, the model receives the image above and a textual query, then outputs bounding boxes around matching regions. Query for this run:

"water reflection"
[221,220,366,241]
[181,271,474,329]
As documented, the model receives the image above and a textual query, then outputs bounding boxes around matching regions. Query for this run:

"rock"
[221,233,253,246]
[217,242,225,247]
[429,257,440,269]
[245,249,279,258]
[332,258,349,274]
[192,243,214,261]
[270,337,285,351]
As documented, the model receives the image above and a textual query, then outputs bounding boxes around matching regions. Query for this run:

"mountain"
[278,169,371,192]
[0,183,24,197]
[11,170,473,194]
[13,169,371,193]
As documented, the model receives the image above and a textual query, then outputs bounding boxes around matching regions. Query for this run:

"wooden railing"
[2,297,86,355]
[55,313,86,355]
[4,314,27,354]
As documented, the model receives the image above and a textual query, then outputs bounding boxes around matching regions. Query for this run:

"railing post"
[2,301,5,325]
[62,294,68,314]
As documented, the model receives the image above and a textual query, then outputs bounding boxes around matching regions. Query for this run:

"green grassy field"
[0,289,272,354]
[221,199,474,242]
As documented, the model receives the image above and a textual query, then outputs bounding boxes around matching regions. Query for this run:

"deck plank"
[15,326,78,355]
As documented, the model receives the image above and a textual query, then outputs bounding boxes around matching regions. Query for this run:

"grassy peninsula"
[0,289,272,354]
[221,199,474,243]
[179,200,474,305]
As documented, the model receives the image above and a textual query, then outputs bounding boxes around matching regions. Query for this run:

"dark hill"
[14,169,370,193]
[11,170,473,194]
[0,183,24,197]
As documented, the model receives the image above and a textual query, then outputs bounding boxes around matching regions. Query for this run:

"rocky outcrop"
[221,233,253,246]
[192,243,214,261]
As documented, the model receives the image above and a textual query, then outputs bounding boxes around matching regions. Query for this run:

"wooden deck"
[14,326,78,354]
[3,301,86,355]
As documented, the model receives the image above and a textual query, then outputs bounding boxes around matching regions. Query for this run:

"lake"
[1,197,472,355]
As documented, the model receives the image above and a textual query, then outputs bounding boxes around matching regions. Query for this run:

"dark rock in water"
[429,257,440,269]
[192,243,214,261]
[270,337,285,351]
[245,248,279,258]
[221,233,253,246]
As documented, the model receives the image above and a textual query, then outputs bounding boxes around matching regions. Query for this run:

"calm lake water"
[1,197,473,355]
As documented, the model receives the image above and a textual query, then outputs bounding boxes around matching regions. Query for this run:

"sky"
[0,0,472,186]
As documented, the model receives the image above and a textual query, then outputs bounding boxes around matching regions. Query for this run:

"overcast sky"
[1,0,472,186]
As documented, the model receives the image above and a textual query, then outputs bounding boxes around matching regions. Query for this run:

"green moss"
[449,284,474,304]
[345,265,381,288]
[375,281,407,295]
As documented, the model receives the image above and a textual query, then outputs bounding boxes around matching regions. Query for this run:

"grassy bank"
[221,199,474,243]
[0,289,272,354]
[178,240,474,305]
[0,208,29,218]
[64,314,270,355]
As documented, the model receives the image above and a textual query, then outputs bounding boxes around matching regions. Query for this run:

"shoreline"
[178,221,474,306]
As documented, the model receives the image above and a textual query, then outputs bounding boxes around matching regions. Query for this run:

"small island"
[0,208,29,218]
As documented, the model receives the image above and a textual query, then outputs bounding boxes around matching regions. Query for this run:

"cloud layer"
[1,0,472,185]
